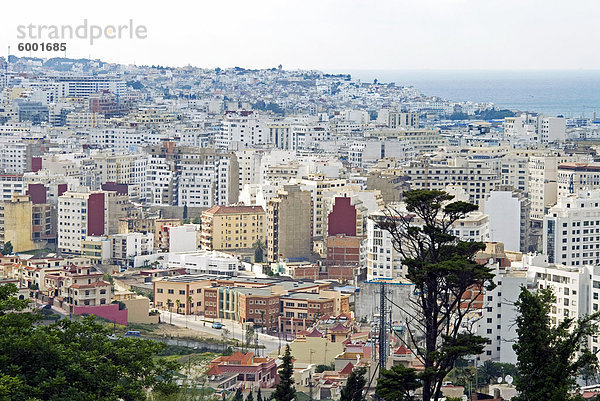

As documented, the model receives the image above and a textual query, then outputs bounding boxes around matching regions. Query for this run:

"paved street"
[158,311,288,356]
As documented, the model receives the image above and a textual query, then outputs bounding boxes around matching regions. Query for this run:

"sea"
[338,70,600,118]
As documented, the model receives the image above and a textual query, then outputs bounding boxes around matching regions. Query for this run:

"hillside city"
[2,55,600,400]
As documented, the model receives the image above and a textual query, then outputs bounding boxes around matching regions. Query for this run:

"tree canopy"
[340,366,367,401]
[376,190,495,401]
[513,287,599,401]
[0,283,178,401]
[273,345,295,401]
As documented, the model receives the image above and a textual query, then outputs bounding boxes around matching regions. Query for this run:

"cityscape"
[2,1,600,401]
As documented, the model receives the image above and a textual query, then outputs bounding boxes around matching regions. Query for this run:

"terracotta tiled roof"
[306,329,323,337]
[394,345,412,355]
[339,362,354,375]
[206,365,223,375]
[330,323,348,332]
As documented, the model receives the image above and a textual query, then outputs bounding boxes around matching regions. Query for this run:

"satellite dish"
[505,375,513,385]
[497,377,503,384]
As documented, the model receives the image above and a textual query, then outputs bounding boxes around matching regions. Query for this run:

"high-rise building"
[544,190,600,267]
[200,205,265,251]
[266,185,313,262]
[0,194,35,252]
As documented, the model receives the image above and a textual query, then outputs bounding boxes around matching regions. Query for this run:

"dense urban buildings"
[1,54,599,400]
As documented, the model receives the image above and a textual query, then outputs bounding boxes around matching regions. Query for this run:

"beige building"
[200,205,265,251]
[114,291,159,324]
[0,194,35,252]
[267,185,313,262]
[153,275,214,315]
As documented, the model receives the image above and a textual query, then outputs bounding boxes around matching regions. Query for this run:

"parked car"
[125,330,141,337]
[211,322,223,329]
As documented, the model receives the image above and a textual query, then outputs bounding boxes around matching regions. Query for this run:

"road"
[158,311,288,356]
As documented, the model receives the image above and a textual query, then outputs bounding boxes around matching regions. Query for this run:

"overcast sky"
[1,0,599,72]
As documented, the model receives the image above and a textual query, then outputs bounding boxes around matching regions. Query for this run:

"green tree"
[245,326,255,352]
[476,360,518,386]
[253,239,265,263]
[167,298,173,324]
[0,283,178,400]
[340,366,367,401]
[273,345,296,401]
[2,241,13,255]
[513,287,599,401]
[376,190,495,401]
[315,362,335,373]
[183,203,189,220]
[257,387,263,401]
[233,387,243,401]
[376,365,420,401]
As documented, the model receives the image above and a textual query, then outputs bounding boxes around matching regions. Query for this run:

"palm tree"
[222,328,230,352]
[175,299,181,315]
[187,295,193,328]
[166,298,173,324]
[260,310,266,333]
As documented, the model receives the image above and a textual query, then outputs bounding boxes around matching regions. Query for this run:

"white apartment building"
[0,174,25,201]
[88,128,142,151]
[58,191,108,255]
[165,250,241,277]
[484,191,530,253]
[544,190,600,267]
[504,114,566,143]
[144,156,175,206]
[450,211,490,243]
[403,159,500,206]
[217,111,269,150]
[235,149,264,192]
[177,152,237,207]
[557,162,600,199]
[365,211,404,280]
[500,153,529,192]
[0,140,31,174]
[55,76,126,98]
[110,232,154,267]
[477,260,527,364]
[528,154,579,222]
[291,123,331,151]
[268,122,292,150]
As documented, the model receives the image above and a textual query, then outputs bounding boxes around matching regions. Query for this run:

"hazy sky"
[1,0,599,71]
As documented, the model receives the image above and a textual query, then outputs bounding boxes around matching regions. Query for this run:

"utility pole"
[378,280,388,374]
[308,371,314,401]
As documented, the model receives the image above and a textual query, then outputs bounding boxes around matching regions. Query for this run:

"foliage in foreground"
[340,366,366,401]
[0,283,179,401]
[513,287,599,401]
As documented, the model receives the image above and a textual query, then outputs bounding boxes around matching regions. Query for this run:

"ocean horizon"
[329,69,600,118]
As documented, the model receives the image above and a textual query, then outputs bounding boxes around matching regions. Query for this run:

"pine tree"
[376,190,495,401]
[376,365,420,401]
[247,390,254,401]
[273,345,296,401]
[234,387,243,401]
[513,287,599,401]
[340,366,367,401]
[257,387,263,401]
